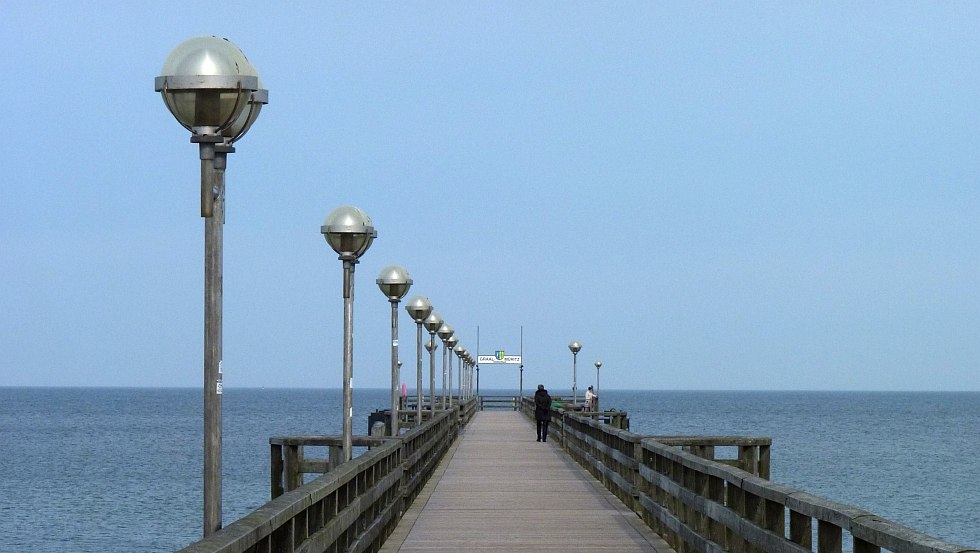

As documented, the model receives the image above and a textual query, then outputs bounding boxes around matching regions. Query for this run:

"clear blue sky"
[2,2,978,391]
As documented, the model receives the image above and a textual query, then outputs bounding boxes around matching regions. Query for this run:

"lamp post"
[377,266,412,436]
[447,336,459,405]
[424,337,438,413]
[594,360,602,394]
[437,323,454,408]
[155,35,266,537]
[322,206,376,463]
[594,360,602,412]
[467,354,474,398]
[404,296,432,427]
[423,313,443,412]
[519,364,524,398]
[447,336,459,404]
[569,340,582,405]
[454,345,465,400]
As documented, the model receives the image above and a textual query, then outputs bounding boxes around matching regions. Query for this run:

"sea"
[0,387,976,552]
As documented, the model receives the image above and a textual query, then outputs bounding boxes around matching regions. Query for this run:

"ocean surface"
[0,387,976,552]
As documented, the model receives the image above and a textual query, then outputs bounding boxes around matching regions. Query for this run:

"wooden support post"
[271,443,284,499]
[739,445,758,476]
[759,444,771,479]
[285,445,302,492]
[790,510,812,548]
[329,445,344,471]
[818,520,843,553]
[765,499,784,537]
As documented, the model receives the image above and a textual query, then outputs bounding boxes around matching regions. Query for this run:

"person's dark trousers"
[536,420,550,442]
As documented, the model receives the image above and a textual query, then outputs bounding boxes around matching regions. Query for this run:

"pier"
[379,410,670,552]
[177,398,978,553]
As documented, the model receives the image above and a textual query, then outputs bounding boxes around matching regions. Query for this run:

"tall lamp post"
[439,332,459,409]
[423,313,443,412]
[454,344,465,400]
[569,340,582,404]
[155,35,267,537]
[322,206,376,462]
[404,296,432,427]
[519,363,524,398]
[424,338,438,410]
[594,360,602,393]
[377,266,412,436]
[468,354,475,397]
[594,360,602,411]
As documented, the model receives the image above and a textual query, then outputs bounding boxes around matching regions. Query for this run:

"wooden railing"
[478,395,519,410]
[638,439,977,553]
[177,399,476,553]
[520,400,976,553]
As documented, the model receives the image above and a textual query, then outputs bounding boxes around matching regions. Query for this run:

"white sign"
[478,354,522,365]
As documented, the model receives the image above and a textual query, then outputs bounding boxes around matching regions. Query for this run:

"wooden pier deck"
[380,410,674,553]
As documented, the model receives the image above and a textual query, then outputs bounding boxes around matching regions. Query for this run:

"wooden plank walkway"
[380,410,674,553]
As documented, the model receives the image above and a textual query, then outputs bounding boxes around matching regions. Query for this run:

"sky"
[2,2,979,391]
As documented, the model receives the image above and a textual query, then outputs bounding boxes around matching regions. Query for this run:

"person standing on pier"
[585,386,597,412]
[534,384,552,442]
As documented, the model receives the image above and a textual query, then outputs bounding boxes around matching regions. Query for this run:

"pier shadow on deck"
[381,410,673,553]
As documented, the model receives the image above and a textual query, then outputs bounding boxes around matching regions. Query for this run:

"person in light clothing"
[585,385,597,412]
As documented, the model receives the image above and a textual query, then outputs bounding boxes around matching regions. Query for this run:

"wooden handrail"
[177,399,476,553]
[517,398,975,553]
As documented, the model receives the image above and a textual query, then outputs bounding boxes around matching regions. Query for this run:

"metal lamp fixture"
[377,266,412,437]
[156,36,268,218]
[569,340,582,404]
[404,296,432,426]
[155,35,267,538]
[322,206,376,260]
[322,206,376,463]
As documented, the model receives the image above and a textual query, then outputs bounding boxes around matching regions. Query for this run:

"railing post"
[708,475,727,549]
[765,498,785,543]
[271,443,284,499]
[790,510,812,548]
[759,443,771,479]
[285,444,303,492]
[739,444,758,476]
[328,445,343,471]
[818,520,843,553]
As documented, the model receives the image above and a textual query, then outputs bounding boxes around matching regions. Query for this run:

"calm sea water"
[0,388,976,552]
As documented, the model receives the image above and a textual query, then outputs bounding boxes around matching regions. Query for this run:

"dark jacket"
[534,388,552,421]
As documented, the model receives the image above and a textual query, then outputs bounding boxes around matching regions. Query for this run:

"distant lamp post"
[424,337,438,412]
[322,206,376,463]
[594,360,602,411]
[447,336,459,404]
[569,340,582,404]
[155,35,267,538]
[453,344,465,400]
[467,353,475,397]
[423,312,443,412]
[594,360,602,393]
[404,296,432,426]
[519,363,524,398]
[377,266,412,436]
[438,323,455,408]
